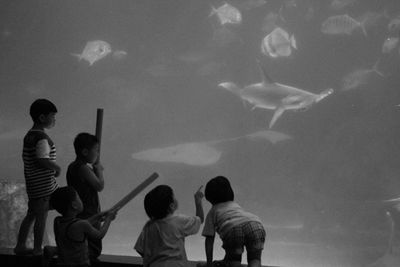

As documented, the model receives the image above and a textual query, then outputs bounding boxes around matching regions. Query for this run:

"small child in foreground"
[50,186,116,266]
[134,185,204,267]
[201,176,266,267]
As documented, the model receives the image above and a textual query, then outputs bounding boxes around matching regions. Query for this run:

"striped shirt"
[23,129,58,199]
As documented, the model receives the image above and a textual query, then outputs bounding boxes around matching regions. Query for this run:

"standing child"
[67,132,104,263]
[50,186,116,266]
[14,99,61,256]
[134,185,204,267]
[202,176,266,267]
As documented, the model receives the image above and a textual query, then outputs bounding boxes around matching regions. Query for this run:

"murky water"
[1,0,400,266]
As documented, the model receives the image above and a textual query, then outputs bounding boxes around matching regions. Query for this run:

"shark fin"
[269,107,285,128]
[256,60,274,84]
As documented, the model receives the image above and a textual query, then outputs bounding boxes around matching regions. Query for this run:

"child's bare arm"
[83,211,116,240]
[205,236,215,267]
[194,186,204,223]
[78,163,104,192]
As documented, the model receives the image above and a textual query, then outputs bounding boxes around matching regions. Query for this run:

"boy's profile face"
[82,143,100,164]
[40,112,56,129]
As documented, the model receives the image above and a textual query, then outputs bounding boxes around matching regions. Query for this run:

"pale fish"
[210,3,242,25]
[341,61,384,91]
[218,61,333,128]
[330,0,357,10]
[71,40,112,66]
[382,37,399,54]
[245,130,292,144]
[131,142,221,166]
[261,27,297,58]
[321,14,367,36]
[112,50,128,60]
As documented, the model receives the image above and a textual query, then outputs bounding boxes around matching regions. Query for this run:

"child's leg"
[32,197,50,255]
[14,211,35,253]
[247,250,262,267]
[223,251,242,267]
[243,221,266,267]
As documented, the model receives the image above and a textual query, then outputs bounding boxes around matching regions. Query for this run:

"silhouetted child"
[50,186,116,266]
[14,99,61,256]
[67,132,104,262]
[135,185,204,267]
[201,176,266,267]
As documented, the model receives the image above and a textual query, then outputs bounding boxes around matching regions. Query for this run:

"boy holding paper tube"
[67,133,104,263]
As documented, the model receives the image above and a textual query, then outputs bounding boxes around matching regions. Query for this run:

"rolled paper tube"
[95,108,104,161]
[109,172,159,211]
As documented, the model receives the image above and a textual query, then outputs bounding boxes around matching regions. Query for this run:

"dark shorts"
[222,221,266,261]
[27,196,51,217]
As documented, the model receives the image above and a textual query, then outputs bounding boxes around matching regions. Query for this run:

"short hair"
[205,176,234,205]
[29,99,57,123]
[73,133,99,156]
[50,186,77,215]
[144,185,174,220]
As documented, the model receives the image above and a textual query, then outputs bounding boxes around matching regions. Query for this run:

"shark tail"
[269,107,285,129]
[218,82,241,95]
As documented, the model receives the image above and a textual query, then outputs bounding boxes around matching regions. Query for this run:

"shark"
[218,62,334,128]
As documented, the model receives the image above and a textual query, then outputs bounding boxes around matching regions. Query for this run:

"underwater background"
[1,0,400,266]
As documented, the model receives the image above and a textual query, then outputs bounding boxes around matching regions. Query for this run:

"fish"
[321,14,367,36]
[382,37,399,54]
[210,3,242,25]
[71,40,112,66]
[131,142,221,166]
[330,0,357,10]
[341,61,384,91]
[112,50,128,60]
[245,130,292,144]
[261,27,297,58]
[218,61,334,128]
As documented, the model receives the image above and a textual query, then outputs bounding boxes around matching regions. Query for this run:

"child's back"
[136,214,201,267]
[134,185,204,267]
[54,216,89,266]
